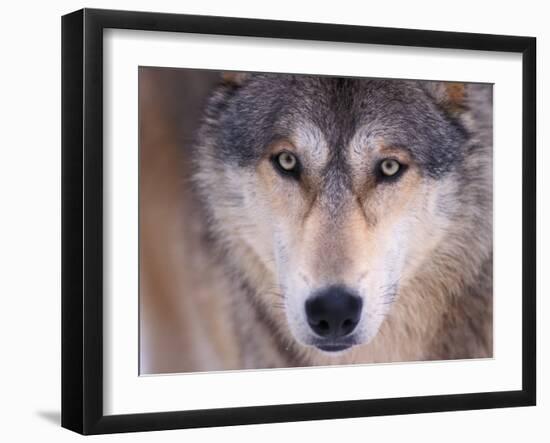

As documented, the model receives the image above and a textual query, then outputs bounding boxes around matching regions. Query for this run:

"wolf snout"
[305,285,363,342]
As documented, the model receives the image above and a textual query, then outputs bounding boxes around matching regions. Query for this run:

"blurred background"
[139,67,240,374]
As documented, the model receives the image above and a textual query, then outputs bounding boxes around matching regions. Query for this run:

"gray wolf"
[188,73,493,369]
[139,70,493,372]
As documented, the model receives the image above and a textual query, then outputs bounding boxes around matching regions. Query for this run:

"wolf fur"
[139,72,493,372]
[177,73,494,370]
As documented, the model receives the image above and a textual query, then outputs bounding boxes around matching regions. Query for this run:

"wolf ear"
[221,72,250,86]
[427,82,468,115]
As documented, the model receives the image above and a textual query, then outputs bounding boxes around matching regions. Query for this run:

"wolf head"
[194,73,492,356]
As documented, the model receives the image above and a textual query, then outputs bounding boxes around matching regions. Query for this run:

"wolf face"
[195,74,489,356]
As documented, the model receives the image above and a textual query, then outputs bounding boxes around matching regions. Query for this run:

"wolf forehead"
[201,74,468,177]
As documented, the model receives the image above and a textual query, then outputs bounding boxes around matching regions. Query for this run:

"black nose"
[305,286,363,338]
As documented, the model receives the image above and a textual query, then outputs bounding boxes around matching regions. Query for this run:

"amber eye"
[379,158,402,177]
[276,151,298,171]
[272,151,301,179]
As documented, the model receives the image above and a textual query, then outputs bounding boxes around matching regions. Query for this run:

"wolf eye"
[379,159,402,178]
[277,151,297,171]
[272,151,300,178]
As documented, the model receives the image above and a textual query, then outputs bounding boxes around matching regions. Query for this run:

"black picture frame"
[61,8,537,435]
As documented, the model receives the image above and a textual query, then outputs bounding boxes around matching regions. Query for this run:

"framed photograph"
[61,8,536,435]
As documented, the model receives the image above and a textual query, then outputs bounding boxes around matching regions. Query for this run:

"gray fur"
[191,73,493,369]
[199,74,469,177]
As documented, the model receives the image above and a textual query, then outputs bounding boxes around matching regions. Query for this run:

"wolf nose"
[305,286,363,338]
